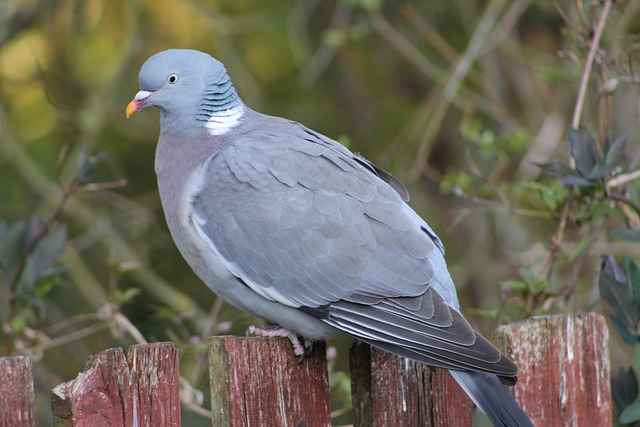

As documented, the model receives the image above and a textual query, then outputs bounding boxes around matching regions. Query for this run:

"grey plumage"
[127,49,532,427]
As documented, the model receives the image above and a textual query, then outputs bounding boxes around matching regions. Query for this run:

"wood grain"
[349,341,473,427]
[497,313,612,427]
[209,336,331,427]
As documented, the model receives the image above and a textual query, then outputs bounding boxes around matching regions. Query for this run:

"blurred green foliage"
[1,0,640,424]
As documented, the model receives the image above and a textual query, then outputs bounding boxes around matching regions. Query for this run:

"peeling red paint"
[497,313,611,427]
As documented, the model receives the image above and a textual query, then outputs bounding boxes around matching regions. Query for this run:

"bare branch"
[571,0,613,131]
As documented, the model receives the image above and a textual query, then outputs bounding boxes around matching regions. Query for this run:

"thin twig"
[411,0,511,178]
[21,322,110,357]
[452,187,553,219]
[39,312,101,335]
[537,0,614,287]
[400,5,459,63]
[75,179,128,194]
[562,219,605,306]
[189,296,225,385]
[609,193,640,219]
[536,197,572,282]
[5,143,128,346]
[398,4,507,118]
[616,76,640,84]
[4,181,74,354]
[368,8,442,80]
[180,375,212,417]
[0,103,207,319]
[607,169,640,188]
[570,0,613,131]
[113,312,147,344]
[6,184,72,290]
[482,0,533,54]
[377,3,524,174]
[298,1,354,86]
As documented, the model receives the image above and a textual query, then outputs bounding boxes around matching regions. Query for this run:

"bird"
[126,49,533,427]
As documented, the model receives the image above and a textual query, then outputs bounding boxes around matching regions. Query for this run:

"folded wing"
[191,119,516,381]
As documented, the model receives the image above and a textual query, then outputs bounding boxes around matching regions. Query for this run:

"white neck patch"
[205,105,245,136]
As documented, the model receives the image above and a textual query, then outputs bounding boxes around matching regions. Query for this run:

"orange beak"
[126,91,153,118]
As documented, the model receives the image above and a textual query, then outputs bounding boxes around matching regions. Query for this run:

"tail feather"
[449,370,533,427]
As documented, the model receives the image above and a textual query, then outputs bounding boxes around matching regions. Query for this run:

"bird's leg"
[247,325,313,363]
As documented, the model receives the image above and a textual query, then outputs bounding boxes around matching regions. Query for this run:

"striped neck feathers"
[197,75,245,136]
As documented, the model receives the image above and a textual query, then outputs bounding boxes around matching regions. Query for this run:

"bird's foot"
[247,325,313,363]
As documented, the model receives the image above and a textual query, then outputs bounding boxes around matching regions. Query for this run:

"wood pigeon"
[127,49,532,427]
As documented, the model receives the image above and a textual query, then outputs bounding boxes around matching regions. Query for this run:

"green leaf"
[33,265,69,296]
[587,164,615,181]
[501,279,528,291]
[439,171,475,194]
[31,225,67,278]
[576,203,620,223]
[9,314,27,332]
[536,161,576,179]
[612,367,638,408]
[569,126,600,177]
[560,174,595,187]
[115,287,141,304]
[611,316,637,345]
[34,277,56,298]
[77,151,109,185]
[322,29,347,48]
[19,256,37,291]
[620,401,640,423]
[0,220,27,277]
[622,256,640,308]
[534,278,551,294]
[522,180,569,212]
[25,216,43,247]
[604,135,627,169]
[599,256,638,335]
[612,228,640,243]
[634,344,640,378]
[517,268,536,286]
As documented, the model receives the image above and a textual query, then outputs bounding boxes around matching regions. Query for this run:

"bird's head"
[127,49,244,135]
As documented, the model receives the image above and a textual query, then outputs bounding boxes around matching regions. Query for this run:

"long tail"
[449,370,533,427]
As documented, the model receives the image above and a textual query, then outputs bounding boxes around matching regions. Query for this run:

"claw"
[247,325,313,363]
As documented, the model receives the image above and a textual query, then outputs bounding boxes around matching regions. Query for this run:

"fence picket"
[209,336,332,427]
[497,313,612,426]
[0,313,613,425]
[0,355,35,427]
[350,341,473,427]
[51,342,180,426]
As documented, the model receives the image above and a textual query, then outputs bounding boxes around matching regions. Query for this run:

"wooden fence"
[1,313,612,426]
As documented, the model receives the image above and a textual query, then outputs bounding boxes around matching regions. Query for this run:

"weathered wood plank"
[51,347,134,427]
[0,355,35,427]
[128,342,181,427]
[496,313,611,427]
[51,342,180,426]
[209,336,331,427]
[349,341,473,427]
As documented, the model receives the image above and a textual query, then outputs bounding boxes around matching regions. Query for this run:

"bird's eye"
[167,73,179,84]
